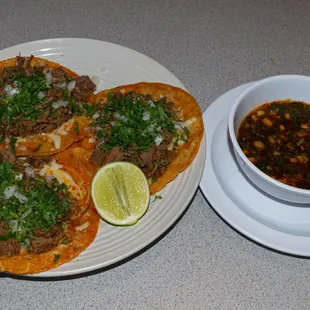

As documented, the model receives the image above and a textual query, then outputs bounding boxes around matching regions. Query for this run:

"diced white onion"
[15,173,23,181]
[91,75,100,88]
[13,192,28,203]
[75,222,89,231]
[38,91,46,99]
[143,111,150,121]
[92,112,100,119]
[4,185,17,199]
[148,100,156,107]
[4,85,20,98]
[88,137,96,143]
[110,121,115,127]
[44,70,53,85]
[25,167,35,178]
[20,208,32,220]
[9,220,19,232]
[155,135,163,146]
[44,175,54,182]
[67,80,76,94]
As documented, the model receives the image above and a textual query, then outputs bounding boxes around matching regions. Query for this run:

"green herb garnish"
[0,162,71,244]
[10,137,17,153]
[152,195,163,202]
[53,254,61,263]
[32,144,42,153]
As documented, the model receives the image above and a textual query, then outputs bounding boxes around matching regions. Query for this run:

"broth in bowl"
[237,100,310,190]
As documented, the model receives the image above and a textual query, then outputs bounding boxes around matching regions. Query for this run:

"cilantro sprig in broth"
[92,92,188,153]
[0,162,70,244]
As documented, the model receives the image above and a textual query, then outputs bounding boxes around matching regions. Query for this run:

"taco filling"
[0,56,96,139]
[89,91,190,180]
[0,156,75,257]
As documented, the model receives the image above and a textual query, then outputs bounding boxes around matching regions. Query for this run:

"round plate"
[199,83,310,257]
[0,38,206,276]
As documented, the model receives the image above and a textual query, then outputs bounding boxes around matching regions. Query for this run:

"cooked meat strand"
[0,145,16,165]
[0,239,21,257]
[46,88,63,101]
[31,225,65,254]
[28,156,52,168]
[90,145,123,166]
[0,221,9,236]
[1,112,73,137]
[90,134,175,179]
[51,67,68,84]
[2,66,24,81]
[71,75,96,102]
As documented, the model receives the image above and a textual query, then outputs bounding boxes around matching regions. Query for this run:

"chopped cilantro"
[0,162,71,244]
[53,254,61,263]
[151,177,158,183]
[10,137,17,153]
[152,195,163,202]
[32,144,42,153]
[91,92,185,153]
[0,73,47,125]
[74,121,79,134]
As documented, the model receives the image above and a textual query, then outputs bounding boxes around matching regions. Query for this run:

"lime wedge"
[91,161,150,226]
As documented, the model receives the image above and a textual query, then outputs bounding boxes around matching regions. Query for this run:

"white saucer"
[199,83,310,256]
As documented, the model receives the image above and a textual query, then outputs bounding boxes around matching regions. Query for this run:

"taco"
[0,56,96,156]
[0,146,100,274]
[85,82,204,194]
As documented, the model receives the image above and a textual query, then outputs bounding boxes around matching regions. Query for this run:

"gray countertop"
[1,0,310,309]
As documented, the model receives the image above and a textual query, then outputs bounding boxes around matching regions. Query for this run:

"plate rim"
[0,38,206,277]
[199,83,310,257]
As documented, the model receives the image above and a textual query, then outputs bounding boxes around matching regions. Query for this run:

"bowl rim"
[228,74,310,196]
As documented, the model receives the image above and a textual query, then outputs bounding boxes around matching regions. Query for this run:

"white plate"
[199,83,310,257]
[0,38,206,276]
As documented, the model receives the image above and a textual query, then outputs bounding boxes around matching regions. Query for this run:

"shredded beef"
[16,55,33,76]
[0,239,21,257]
[30,225,65,254]
[0,145,16,165]
[0,221,9,236]
[2,112,73,137]
[90,132,175,179]
[90,146,123,166]
[27,156,52,168]
[71,76,96,102]
[51,68,68,84]
[46,88,64,101]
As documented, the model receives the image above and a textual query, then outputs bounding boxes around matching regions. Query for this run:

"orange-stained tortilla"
[0,205,99,275]
[0,56,79,79]
[15,116,92,156]
[94,82,204,194]
[0,56,95,156]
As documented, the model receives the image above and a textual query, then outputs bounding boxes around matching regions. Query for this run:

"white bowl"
[228,75,310,204]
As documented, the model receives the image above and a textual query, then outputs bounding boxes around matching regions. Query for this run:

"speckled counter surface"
[1,1,310,309]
